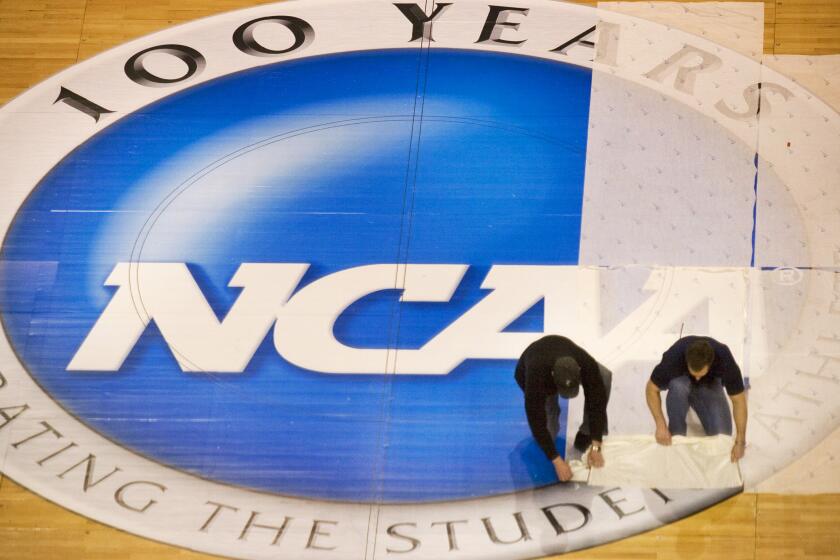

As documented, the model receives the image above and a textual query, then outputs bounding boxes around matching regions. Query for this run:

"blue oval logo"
[0,48,592,502]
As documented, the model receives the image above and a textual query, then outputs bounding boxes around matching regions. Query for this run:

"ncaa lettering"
[68,264,747,375]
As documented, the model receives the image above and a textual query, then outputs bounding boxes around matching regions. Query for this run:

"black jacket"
[515,335,608,460]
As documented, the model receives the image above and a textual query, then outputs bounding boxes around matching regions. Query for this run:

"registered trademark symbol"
[773,267,805,286]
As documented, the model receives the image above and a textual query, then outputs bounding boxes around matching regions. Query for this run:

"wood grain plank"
[0,0,85,104]
[0,0,86,57]
[77,0,278,59]
[0,478,224,560]
[775,0,840,24]
[755,493,840,560]
[765,0,777,53]
[559,493,758,560]
[775,22,840,53]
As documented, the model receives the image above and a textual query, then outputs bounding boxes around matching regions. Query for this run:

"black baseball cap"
[552,357,581,398]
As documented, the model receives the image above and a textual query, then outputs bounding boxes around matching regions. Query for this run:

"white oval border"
[0,1,838,559]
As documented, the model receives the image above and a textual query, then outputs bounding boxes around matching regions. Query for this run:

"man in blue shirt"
[645,336,748,462]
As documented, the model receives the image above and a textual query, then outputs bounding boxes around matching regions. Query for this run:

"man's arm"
[729,391,747,462]
[646,379,672,445]
[580,355,608,468]
[524,391,556,459]
[580,356,607,441]
[524,389,572,482]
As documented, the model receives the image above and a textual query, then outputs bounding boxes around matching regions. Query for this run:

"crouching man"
[515,335,611,481]
[645,336,747,462]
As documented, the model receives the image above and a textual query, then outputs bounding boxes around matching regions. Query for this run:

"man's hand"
[731,440,746,462]
[730,392,748,463]
[655,424,672,445]
[552,457,573,482]
[588,448,605,468]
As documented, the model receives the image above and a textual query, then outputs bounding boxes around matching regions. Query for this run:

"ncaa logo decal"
[0,0,839,558]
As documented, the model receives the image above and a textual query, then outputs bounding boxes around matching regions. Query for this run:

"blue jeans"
[666,376,732,436]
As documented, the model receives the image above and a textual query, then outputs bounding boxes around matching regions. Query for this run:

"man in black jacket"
[515,335,611,481]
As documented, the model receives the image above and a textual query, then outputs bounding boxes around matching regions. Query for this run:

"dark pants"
[666,376,732,436]
[545,363,612,440]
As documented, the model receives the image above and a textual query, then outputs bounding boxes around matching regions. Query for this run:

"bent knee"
[667,376,691,398]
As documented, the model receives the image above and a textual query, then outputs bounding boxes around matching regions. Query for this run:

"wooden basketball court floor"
[0,0,839,558]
